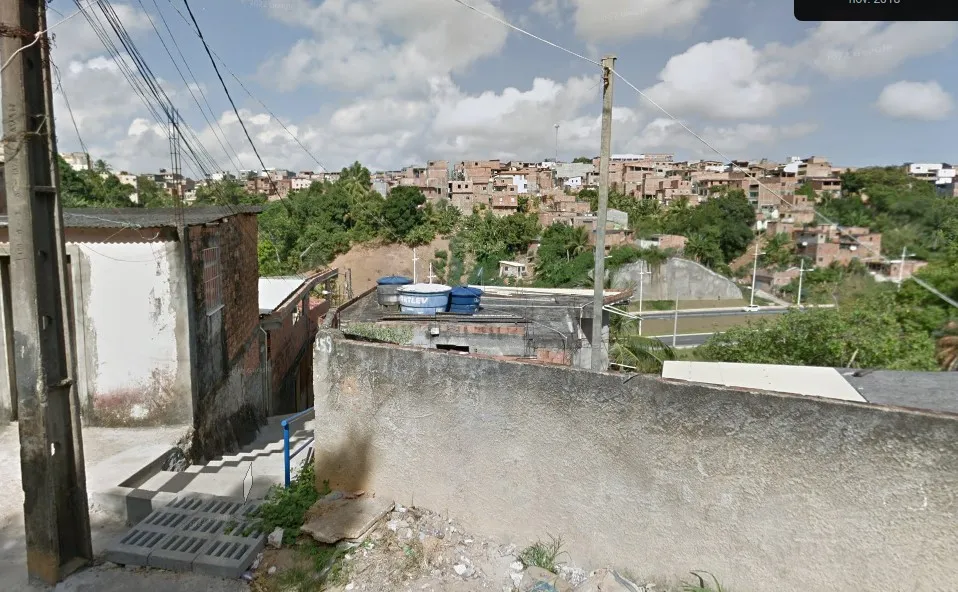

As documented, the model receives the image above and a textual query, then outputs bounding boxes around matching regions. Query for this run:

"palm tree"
[563,226,589,261]
[937,321,958,371]
[609,325,677,374]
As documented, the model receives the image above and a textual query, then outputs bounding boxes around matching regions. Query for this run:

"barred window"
[202,239,222,312]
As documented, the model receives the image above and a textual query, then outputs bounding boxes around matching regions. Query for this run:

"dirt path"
[329,238,451,294]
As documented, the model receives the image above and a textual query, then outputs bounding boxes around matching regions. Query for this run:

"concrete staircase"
[90,414,315,526]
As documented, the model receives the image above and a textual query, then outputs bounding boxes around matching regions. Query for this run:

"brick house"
[794,225,882,267]
[258,269,337,414]
[0,207,268,460]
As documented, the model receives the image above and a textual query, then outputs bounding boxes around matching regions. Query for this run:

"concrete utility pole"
[897,246,910,290]
[797,258,805,307]
[591,55,615,371]
[412,248,418,283]
[672,288,679,347]
[0,0,92,584]
[636,265,651,335]
[749,238,762,307]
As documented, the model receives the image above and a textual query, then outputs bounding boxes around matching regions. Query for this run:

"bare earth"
[330,238,451,294]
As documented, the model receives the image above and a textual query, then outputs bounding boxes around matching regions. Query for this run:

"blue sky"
[50,0,957,175]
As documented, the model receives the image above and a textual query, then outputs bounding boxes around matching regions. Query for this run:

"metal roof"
[259,276,307,314]
[0,206,263,229]
[662,361,958,416]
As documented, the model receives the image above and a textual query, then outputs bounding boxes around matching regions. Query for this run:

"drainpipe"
[258,324,270,416]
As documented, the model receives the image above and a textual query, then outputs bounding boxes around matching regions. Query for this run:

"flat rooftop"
[0,206,263,229]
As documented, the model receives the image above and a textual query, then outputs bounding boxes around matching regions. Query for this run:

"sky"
[49,0,958,176]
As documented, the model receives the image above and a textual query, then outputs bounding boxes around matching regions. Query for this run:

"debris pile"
[249,491,662,591]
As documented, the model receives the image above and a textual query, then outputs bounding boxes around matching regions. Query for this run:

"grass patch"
[251,459,330,542]
[518,535,564,573]
[682,571,727,591]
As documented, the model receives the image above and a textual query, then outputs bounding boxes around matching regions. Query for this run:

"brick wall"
[189,214,259,398]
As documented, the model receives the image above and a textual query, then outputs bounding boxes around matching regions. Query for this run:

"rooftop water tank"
[397,283,451,315]
[448,285,482,314]
[376,276,413,306]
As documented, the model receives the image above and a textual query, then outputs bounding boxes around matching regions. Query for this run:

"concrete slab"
[148,531,214,571]
[103,507,192,566]
[193,528,265,578]
[301,496,394,544]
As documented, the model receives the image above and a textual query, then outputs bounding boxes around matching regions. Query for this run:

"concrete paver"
[0,423,245,591]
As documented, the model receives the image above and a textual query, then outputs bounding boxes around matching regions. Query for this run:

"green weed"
[252,459,330,541]
[518,535,564,573]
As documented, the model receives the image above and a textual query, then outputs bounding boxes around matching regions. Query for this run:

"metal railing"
[281,407,315,487]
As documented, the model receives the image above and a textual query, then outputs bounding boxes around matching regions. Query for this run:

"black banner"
[795,0,958,21]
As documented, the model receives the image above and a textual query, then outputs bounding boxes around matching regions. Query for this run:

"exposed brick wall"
[188,213,259,365]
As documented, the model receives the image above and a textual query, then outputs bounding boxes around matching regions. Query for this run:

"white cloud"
[642,38,808,119]
[876,81,954,121]
[51,3,152,61]
[765,21,958,79]
[258,0,508,94]
[572,0,710,41]
[626,118,817,157]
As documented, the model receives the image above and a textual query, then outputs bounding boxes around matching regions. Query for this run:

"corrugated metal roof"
[259,276,307,314]
[662,361,866,402]
[0,206,263,229]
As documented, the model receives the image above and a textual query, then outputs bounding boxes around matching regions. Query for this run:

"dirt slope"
[329,238,451,294]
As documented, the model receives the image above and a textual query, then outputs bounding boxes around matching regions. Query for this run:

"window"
[202,238,222,313]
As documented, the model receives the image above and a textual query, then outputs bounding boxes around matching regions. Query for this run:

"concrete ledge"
[87,445,180,524]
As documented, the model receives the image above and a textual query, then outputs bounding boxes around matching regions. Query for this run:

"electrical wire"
[447,0,956,310]
[162,0,328,173]
[180,0,280,198]
[143,0,246,173]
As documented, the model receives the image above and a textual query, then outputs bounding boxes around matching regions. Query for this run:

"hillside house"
[0,207,269,458]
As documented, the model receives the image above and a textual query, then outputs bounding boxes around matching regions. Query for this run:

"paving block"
[193,529,266,578]
[103,506,191,566]
[195,496,245,518]
[176,513,231,536]
[147,530,214,571]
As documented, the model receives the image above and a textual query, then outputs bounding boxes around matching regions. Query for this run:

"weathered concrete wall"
[313,332,958,592]
[613,257,743,301]
[70,242,193,426]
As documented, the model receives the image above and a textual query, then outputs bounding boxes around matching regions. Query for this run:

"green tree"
[382,186,426,241]
[760,232,794,269]
[572,156,593,164]
[194,179,265,206]
[609,317,676,373]
[697,292,938,370]
[57,156,136,208]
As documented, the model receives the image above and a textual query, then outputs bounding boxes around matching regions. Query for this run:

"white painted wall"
[72,241,190,418]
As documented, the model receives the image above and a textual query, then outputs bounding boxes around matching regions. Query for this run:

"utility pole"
[796,258,805,307]
[897,246,910,290]
[590,55,615,371]
[749,238,762,307]
[1,0,92,584]
[672,287,679,347]
[412,248,418,284]
[554,123,559,164]
[636,264,651,335]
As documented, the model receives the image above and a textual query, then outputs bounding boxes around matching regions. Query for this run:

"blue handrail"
[281,407,315,487]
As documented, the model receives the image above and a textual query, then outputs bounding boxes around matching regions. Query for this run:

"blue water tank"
[376,276,413,305]
[448,286,482,314]
[396,284,451,315]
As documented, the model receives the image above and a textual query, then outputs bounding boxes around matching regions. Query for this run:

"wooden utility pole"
[591,55,615,371]
[0,0,92,584]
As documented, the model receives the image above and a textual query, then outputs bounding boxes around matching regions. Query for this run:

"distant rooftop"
[663,361,958,417]
[0,206,263,229]
[259,276,307,314]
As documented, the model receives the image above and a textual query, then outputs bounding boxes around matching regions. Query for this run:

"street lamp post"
[749,240,763,307]
[554,123,559,164]
[636,265,651,335]
[897,246,912,290]
[797,258,806,307]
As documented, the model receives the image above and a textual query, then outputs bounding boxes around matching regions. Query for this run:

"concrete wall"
[313,332,958,592]
[71,242,193,425]
[613,257,743,301]
[0,239,192,425]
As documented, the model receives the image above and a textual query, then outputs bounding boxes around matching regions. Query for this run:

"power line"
[162,0,328,173]
[180,0,280,198]
[52,62,89,158]
[448,0,956,310]
[144,0,246,173]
